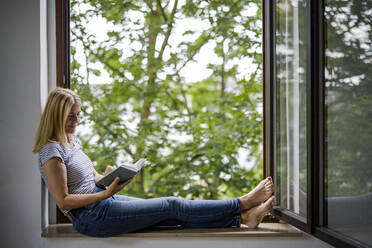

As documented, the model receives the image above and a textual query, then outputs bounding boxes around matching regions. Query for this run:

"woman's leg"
[74,178,274,237]
[83,196,241,237]
[112,194,144,202]
[112,194,241,228]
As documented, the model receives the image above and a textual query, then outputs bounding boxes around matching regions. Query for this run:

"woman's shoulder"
[39,141,66,165]
[39,141,65,155]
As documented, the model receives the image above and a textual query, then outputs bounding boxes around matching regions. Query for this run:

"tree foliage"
[70,0,263,199]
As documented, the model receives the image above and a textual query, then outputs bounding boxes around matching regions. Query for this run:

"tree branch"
[90,50,143,92]
[156,0,168,23]
[145,0,153,12]
[180,87,192,121]
[157,0,178,61]
[96,121,133,156]
[220,40,226,98]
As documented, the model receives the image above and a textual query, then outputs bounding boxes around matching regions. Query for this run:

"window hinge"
[63,74,66,88]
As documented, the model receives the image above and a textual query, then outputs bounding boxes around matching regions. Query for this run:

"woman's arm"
[43,158,132,211]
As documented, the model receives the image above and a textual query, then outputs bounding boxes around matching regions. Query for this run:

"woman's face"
[65,102,81,135]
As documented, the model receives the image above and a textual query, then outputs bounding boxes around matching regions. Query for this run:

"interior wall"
[0,0,43,247]
[0,0,331,247]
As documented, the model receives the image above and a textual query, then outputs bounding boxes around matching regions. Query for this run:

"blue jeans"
[69,188,241,237]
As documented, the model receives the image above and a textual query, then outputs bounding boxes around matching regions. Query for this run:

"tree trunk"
[132,7,160,193]
[220,39,226,99]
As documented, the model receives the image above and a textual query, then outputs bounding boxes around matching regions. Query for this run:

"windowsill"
[41,222,302,238]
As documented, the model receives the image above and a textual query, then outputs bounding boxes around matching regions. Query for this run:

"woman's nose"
[68,114,80,122]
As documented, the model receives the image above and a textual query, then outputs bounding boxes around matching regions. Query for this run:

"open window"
[264,0,372,247]
[55,0,267,225]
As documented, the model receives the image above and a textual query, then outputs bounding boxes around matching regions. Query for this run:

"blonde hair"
[33,87,81,153]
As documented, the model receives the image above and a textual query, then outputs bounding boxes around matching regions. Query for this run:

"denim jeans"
[69,187,241,237]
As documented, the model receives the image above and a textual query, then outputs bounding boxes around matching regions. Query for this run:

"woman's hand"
[105,176,134,197]
[104,165,116,176]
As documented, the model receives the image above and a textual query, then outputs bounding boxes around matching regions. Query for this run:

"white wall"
[0,0,43,247]
[0,0,332,247]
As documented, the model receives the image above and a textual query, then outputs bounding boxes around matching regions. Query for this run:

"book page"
[133,158,147,170]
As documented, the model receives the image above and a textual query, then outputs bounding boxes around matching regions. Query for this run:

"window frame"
[263,0,314,234]
[56,0,70,89]
[263,0,371,247]
[55,0,273,225]
[55,0,71,223]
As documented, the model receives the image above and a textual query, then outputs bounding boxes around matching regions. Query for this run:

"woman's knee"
[163,196,183,209]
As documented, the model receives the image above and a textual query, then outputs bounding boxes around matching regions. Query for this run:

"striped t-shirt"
[38,136,97,215]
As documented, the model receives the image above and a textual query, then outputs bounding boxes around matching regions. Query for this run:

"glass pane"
[275,0,307,217]
[324,0,372,245]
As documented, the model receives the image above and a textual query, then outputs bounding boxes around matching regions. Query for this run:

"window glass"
[324,0,372,245]
[275,0,307,217]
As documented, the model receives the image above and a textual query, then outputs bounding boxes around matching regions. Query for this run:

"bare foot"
[241,196,275,228]
[239,177,273,210]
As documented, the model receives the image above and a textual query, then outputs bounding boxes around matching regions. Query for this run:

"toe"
[269,196,275,205]
[264,196,275,208]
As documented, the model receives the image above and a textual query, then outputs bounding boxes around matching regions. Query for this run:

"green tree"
[70,0,263,199]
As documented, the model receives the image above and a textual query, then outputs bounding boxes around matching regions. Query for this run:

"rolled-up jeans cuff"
[234,197,242,227]
[233,214,241,227]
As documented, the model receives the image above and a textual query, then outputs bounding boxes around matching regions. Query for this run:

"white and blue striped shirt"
[38,136,97,215]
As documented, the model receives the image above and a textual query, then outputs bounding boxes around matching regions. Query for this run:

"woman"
[33,87,274,237]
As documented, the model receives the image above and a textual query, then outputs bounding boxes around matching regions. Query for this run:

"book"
[96,158,148,187]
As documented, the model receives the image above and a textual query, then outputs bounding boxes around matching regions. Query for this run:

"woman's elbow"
[58,204,68,212]
[57,202,69,212]
[56,197,72,212]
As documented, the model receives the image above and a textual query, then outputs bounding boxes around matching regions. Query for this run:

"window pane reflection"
[325,0,372,245]
[275,0,307,217]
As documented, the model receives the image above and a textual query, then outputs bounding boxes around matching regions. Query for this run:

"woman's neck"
[65,135,74,148]
[66,134,72,143]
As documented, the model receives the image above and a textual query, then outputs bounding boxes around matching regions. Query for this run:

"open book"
[96,158,148,187]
